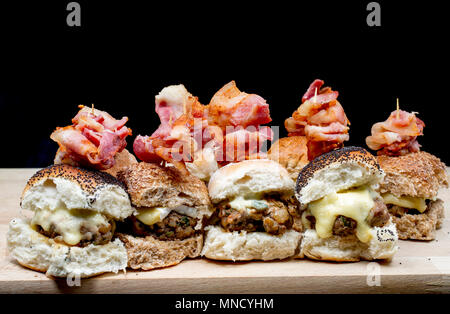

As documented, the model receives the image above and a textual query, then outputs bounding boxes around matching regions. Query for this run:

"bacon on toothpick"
[284,79,350,160]
[366,104,424,156]
[51,105,132,170]
[133,82,273,177]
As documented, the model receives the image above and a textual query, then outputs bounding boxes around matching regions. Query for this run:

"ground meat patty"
[217,196,298,235]
[333,216,357,236]
[263,198,293,234]
[304,197,391,235]
[387,200,432,217]
[35,220,115,247]
[130,211,197,240]
[218,205,262,233]
[366,197,391,227]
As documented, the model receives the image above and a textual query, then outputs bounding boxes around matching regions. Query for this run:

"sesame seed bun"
[377,151,448,199]
[295,146,384,208]
[116,162,213,270]
[117,162,213,223]
[299,222,398,262]
[21,164,135,220]
[7,218,127,278]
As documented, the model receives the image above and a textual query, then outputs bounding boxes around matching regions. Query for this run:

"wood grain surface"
[1,168,450,294]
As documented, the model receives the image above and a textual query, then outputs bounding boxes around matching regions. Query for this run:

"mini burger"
[201,159,303,261]
[295,147,398,262]
[116,162,214,270]
[366,108,448,240]
[7,164,135,277]
[376,152,448,240]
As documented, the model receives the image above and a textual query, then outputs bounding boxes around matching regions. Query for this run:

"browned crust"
[117,162,211,209]
[391,199,444,240]
[377,151,448,198]
[21,164,126,203]
[102,149,138,178]
[117,233,203,270]
[15,260,48,273]
[296,146,383,196]
[268,136,309,181]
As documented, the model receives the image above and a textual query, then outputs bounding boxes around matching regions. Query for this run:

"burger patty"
[129,211,197,240]
[305,197,390,236]
[387,199,432,217]
[367,197,391,227]
[217,196,302,235]
[35,220,115,247]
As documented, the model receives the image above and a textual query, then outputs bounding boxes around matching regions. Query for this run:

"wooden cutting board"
[1,168,450,294]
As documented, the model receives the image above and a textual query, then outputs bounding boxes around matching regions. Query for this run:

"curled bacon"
[51,106,132,170]
[133,82,273,177]
[366,109,425,156]
[208,81,272,128]
[284,79,350,160]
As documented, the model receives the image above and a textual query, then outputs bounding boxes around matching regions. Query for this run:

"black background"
[0,1,447,167]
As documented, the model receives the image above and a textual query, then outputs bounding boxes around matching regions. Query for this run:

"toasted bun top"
[267,136,309,182]
[102,148,138,178]
[295,146,384,208]
[21,164,134,220]
[208,159,294,203]
[117,162,213,220]
[377,151,448,198]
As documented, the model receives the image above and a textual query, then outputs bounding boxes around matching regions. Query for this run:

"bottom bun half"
[116,233,203,270]
[201,226,302,261]
[300,222,399,262]
[7,218,128,278]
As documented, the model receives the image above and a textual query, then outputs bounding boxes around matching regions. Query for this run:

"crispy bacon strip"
[366,109,425,156]
[284,79,350,160]
[51,106,132,170]
[208,81,272,128]
[133,82,273,176]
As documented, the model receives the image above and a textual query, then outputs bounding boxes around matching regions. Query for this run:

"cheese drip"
[136,205,198,226]
[31,207,110,246]
[381,193,427,213]
[136,207,171,225]
[308,186,375,243]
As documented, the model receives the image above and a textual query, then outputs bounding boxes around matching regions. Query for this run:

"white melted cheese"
[31,207,109,246]
[135,205,197,226]
[228,196,269,213]
[381,193,427,213]
[136,207,172,226]
[307,186,375,243]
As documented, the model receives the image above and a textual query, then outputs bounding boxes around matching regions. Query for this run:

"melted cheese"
[31,208,109,246]
[307,186,375,243]
[228,196,268,212]
[381,193,427,213]
[136,207,171,225]
[135,205,197,226]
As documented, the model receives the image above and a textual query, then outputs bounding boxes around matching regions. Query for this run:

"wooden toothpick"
[396,98,400,119]
[91,103,95,115]
[313,87,318,103]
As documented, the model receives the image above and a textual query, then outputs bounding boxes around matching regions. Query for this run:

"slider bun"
[300,221,398,262]
[201,226,302,261]
[117,162,213,223]
[208,159,294,203]
[103,148,138,178]
[116,233,203,270]
[7,218,127,278]
[377,151,448,199]
[392,199,444,240]
[268,136,309,182]
[295,146,384,208]
[21,164,134,220]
